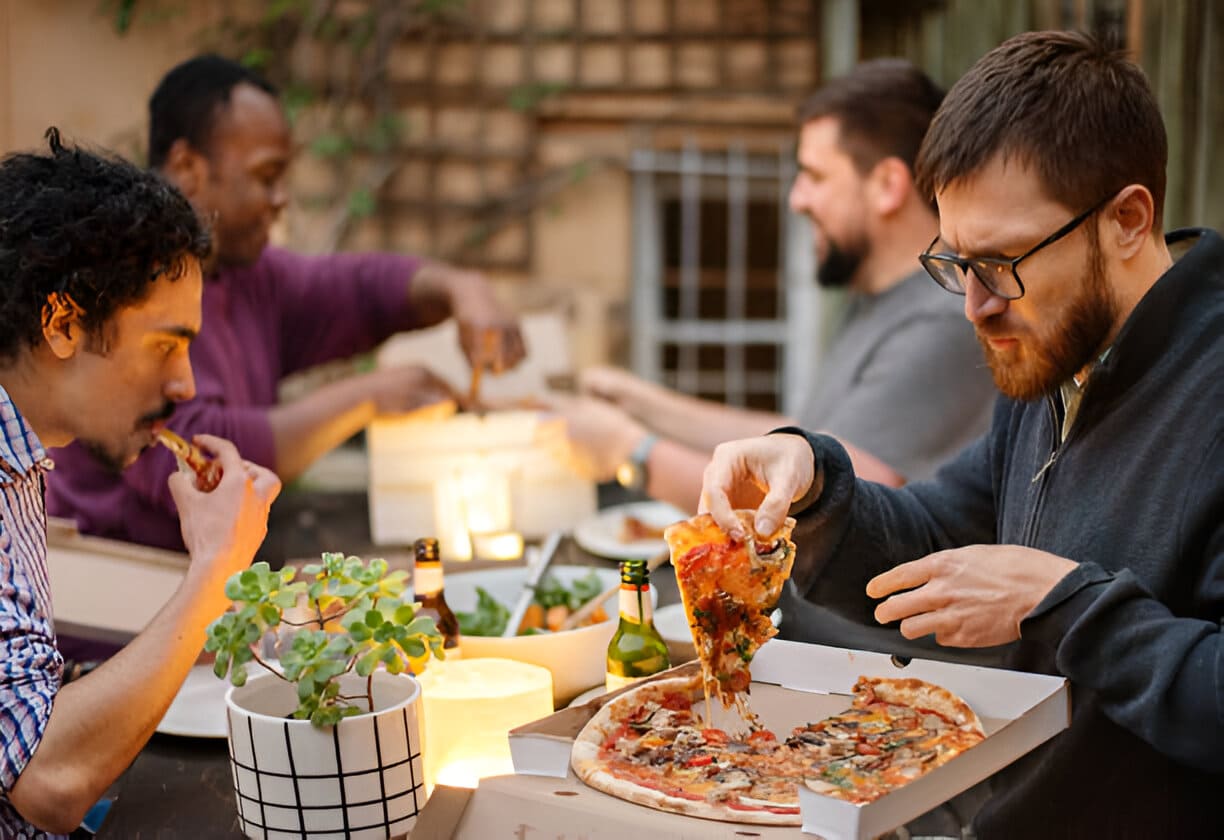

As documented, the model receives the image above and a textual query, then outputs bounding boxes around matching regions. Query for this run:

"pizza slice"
[793,676,986,804]
[156,428,223,491]
[665,511,796,716]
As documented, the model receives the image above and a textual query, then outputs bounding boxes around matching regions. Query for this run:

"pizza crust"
[855,676,985,736]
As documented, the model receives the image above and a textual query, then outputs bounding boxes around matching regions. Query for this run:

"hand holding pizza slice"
[156,428,223,492]
[665,510,796,716]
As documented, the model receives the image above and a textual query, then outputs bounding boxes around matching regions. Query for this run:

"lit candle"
[432,473,473,561]
[416,658,553,796]
[470,530,524,562]
[434,756,516,789]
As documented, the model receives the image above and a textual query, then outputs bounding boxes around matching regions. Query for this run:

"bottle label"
[618,584,653,624]
[414,565,444,597]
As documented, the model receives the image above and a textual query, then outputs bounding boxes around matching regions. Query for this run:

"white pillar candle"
[416,658,553,796]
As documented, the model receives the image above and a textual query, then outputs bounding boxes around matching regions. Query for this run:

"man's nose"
[787,177,807,214]
[165,356,196,403]
[270,180,289,213]
[962,270,1009,324]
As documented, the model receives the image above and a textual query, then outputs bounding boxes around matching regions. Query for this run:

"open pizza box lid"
[414,639,1069,839]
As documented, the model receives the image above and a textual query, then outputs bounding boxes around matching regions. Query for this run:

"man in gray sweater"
[551,60,994,505]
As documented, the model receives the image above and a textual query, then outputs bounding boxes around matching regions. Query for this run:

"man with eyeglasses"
[697,30,1222,838]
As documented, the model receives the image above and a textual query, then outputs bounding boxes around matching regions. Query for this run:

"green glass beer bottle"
[605,558,670,691]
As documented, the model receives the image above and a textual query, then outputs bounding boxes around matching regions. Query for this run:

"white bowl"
[434,565,654,707]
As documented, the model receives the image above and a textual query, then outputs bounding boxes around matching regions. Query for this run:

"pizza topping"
[576,665,986,825]
[666,511,796,717]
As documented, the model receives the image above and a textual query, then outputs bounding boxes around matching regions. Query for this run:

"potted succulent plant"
[206,553,445,840]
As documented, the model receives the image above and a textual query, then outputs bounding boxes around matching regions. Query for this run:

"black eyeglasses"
[919,195,1112,300]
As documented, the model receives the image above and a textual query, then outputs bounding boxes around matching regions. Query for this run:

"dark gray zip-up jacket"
[784,229,1224,838]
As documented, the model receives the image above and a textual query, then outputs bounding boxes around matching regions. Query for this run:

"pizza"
[570,673,985,825]
[665,511,795,716]
[156,428,223,491]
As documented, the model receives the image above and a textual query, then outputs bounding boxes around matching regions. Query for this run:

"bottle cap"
[414,537,441,564]
[618,557,649,585]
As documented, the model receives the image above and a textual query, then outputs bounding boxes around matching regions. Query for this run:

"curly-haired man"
[0,130,280,837]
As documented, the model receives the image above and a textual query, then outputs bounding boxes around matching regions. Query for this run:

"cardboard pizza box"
[45,517,190,644]
[412,639,1070,839]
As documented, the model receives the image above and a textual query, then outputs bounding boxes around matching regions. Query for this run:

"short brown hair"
[915,31,1167,227]
[797,58,944,175]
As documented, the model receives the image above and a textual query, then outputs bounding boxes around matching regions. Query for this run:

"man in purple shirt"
[47,55,524,552]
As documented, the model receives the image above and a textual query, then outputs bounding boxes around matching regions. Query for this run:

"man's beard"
[816,237,864,289]
[977,238,1117,401]
[82,401,176,474]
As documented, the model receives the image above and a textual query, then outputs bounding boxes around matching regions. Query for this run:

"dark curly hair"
[148,54,278,169]
[0,128,211,363]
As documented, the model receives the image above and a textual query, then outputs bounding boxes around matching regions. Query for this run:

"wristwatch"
[615,433,658,493]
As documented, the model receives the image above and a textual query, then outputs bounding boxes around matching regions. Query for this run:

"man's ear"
[1106,185,1156,260]
[867,157,913,217]
[42,293,86,360]
[162,138,208,198]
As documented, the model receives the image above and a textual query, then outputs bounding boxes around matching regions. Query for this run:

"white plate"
[651,603,692,646]
[572,501,688,560]
[567,685,608,708]
[156,664,232,738]
[157,660,280,738]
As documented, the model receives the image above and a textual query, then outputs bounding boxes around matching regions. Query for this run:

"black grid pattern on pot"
[228,706,423,837]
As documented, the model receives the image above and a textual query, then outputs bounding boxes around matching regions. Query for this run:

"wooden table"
[99,529,680,837]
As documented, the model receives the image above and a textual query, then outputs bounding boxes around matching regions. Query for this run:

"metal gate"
[629,142,819,416]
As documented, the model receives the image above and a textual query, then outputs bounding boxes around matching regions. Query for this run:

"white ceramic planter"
[225,670,424,840]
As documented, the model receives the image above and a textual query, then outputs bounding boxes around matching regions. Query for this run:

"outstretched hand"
[866,544,1077,647]
[698,434,817,540]
[449,272,526,375]
[537,392,648,482]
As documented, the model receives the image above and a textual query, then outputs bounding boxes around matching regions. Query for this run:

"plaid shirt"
[0,384,64,838]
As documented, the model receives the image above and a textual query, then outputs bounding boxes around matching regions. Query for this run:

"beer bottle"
[412,537,461,667]
[605,558,670,691]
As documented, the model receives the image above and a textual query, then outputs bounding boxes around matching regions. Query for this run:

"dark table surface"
[99,494,681,838]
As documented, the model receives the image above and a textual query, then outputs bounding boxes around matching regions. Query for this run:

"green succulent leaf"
[212,551,443,728]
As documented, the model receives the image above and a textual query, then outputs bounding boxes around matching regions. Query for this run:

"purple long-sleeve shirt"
[46,246,422,551]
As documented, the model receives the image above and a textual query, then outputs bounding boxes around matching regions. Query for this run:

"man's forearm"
[643,437,713,514]
[6,575,227,833]
[268,377,375,483]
